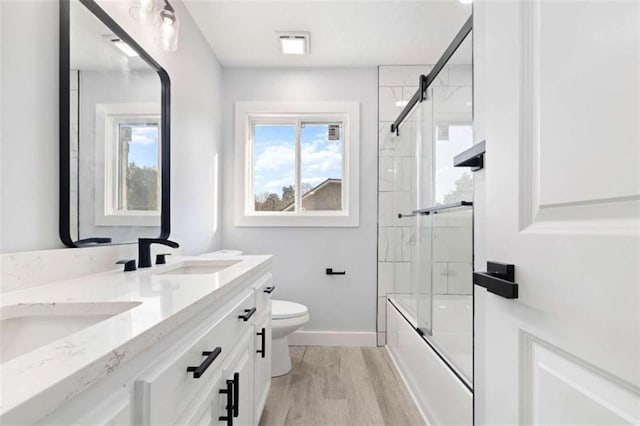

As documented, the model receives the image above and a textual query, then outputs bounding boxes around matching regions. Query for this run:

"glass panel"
[432,86,473,205]
[429,204,473,383]
[300,123,343,211]
[117,122,159,212]
[414,99,434,336]
[252,124,296,212]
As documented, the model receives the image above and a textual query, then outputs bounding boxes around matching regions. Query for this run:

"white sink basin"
[157,260,241,276]
[0,301,141,363]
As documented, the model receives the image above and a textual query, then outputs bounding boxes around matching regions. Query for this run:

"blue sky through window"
[128,125,158,168]
[253,123,343,197]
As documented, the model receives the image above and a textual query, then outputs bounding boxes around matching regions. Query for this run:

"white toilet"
[271,299,309,377]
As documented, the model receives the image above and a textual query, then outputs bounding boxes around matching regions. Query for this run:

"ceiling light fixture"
[155,0,179,52]
[277,32,310,55]
[105,35,139,57]
[129,0,158,24]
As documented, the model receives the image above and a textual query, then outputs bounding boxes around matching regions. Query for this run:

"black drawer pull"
[326,268,346,275]
[186,347,222,378]
[263,286,275,294]
[219,378,233,425]
[233,372,240,417]
[238,307,256,321]
[256,327,266,358]
[473,261,518,299]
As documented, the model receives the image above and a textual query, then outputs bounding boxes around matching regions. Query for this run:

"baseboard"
[288,330,377,347]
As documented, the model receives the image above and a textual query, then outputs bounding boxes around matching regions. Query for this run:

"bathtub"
[386,295,473,425]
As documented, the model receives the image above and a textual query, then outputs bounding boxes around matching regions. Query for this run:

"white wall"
[0,0,223,255]
[221,68,378,335]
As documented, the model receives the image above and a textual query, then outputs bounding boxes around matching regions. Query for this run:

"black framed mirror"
[60,0,170,247]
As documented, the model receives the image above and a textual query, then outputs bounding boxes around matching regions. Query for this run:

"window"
[235,101,359,227]
[95,103,161,227]
[115,119,160,212]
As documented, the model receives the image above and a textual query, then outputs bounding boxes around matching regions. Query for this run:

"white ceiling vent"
[277,32,310,55]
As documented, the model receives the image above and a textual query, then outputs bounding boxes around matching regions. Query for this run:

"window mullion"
[294,119,302,213]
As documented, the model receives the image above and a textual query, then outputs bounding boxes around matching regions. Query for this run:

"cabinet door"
[217,330,255,426]
[253,307,271,423]
[175,371,224,426]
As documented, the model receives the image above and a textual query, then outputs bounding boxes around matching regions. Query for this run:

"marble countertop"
[0,253,271,419]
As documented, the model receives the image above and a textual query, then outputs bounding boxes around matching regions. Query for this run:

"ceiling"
[182,1,472,68]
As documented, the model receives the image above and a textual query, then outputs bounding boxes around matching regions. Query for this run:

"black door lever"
[473,261,518,299]
[326,268,346,275]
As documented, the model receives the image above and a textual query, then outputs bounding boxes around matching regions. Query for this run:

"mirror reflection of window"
[116,121,160,212]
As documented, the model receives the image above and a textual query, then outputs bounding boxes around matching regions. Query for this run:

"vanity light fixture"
[155,0,179,52]
[278,32,310,55]
[129,0,158,24]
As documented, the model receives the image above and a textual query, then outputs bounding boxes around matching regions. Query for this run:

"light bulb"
[155,5,179,51]
[140,0,154,12]
[130,0,157,24]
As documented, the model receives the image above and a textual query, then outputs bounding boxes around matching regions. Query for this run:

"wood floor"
[259,346,426,426]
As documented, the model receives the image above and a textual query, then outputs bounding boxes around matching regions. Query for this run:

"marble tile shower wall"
[376,65,472,346]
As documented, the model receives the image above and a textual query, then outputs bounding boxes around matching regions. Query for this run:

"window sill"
[234,213,358,228]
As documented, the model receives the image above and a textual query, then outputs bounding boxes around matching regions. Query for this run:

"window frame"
[235,101,360,227]
[94,103,162,227]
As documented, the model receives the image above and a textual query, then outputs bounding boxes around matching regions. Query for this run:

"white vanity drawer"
[134,288,257,425]
[252,273,274,311]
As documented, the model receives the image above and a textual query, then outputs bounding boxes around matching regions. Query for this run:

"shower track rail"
[390,14,473,136]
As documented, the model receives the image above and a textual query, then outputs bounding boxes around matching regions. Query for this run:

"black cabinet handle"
[238,308,256,321]
[256,328,266,358]
[186,347,222,378]
[219,378,233,425]
[326,268,346,275]
[116,259,136,272]
[473,261,518,299]
[263,286,275,294]
[232,372,240,418]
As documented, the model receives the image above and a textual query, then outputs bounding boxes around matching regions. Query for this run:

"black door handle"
[238,308,256,321]
[232,372,240,418]
[219,378,234,425]
[256,327,266,358]
[186,347,222,378]
[263,286,275,294]
[473,261,518,299]
[326,268,346,275]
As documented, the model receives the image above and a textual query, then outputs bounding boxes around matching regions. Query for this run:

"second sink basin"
[0,301,141,363]
[157,260,241,276]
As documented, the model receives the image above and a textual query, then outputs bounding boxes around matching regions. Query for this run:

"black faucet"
[138,238,179,268]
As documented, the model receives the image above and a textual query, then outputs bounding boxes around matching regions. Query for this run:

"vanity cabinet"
[177,329,255,426]
[30,269,273,426]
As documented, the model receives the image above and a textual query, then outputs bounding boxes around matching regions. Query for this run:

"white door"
[474,0,640,424]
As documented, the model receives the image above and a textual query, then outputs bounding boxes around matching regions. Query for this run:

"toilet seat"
[272,300,308,320]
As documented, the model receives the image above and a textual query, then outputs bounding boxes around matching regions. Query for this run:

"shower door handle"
[473,261,518,299]
[397,213,416,219]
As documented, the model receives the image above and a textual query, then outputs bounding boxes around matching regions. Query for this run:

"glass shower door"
[414,94,434,336]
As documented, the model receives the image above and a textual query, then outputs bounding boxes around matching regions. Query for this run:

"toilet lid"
[272,300,308,319]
